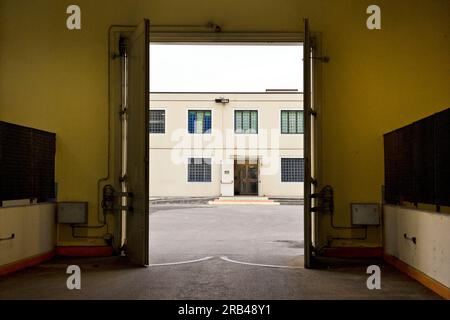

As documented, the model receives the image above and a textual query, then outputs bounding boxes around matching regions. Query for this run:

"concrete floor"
[0,205,441,299]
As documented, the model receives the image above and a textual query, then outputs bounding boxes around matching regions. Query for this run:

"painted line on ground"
[220,256,303,269]
[148,256,214,266]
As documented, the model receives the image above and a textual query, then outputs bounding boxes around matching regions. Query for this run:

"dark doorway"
[234,159,258,195]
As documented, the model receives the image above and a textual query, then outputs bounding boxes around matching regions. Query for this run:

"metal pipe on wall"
[303,18,313,268]
[119,37,129,251]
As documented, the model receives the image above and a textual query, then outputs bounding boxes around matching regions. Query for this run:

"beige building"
[149,92,304,198]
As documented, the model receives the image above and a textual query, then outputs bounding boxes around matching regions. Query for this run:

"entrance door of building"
[234,160,258,195]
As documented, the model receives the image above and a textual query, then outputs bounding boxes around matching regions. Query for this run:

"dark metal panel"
[32,129,56,201]
[397,125,415,202]
[384,108,450,207]
[0,122,33,201]
[412,116,435,204]
[384,130,398,204]
[435,108,450,206]
[384,124,414,204]
[0,122,55,203]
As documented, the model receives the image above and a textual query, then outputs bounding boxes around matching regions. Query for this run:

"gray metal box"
[57,202,88,224]
[351,203,380,226]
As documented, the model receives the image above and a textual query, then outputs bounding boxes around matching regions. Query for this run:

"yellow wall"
[1,0,449,247]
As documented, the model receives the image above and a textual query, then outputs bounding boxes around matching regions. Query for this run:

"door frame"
[234,159,259,196]
[108,21,150,265]
[112,29,324,267]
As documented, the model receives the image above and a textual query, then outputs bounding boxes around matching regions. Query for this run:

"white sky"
[150,44,303,92]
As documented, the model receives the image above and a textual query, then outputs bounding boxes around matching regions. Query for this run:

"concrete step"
[209,197,280,205]
[149,197,215,205]
[218,196,269,201]
[269,198,304,205]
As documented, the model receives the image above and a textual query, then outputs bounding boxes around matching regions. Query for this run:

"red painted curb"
[321,247,383,258]
[55,246,113,257]
[0,251,55,277]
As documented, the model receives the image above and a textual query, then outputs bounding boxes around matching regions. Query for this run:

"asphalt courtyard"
[149,204,304,267]
[0,204,440,299]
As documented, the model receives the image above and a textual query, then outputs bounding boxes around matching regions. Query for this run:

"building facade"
[149,93,304,198]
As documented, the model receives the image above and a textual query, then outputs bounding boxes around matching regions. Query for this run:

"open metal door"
[124,19,150,266]
[303,18,314,268]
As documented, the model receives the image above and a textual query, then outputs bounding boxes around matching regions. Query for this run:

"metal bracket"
[111,52,121,59]
[112,205,134,212]
[306,176,316,185]
[119,107,128,116]
[307,108,317,117]
[0,233,15,241]
[311,185,334,214]
[404,233,417,244]
[102,185,134,213]
[114,191,133,198]
[312,56,330,63]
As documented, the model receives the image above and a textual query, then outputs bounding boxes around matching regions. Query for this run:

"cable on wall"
[313,185,368,230]
[311,185,375,253]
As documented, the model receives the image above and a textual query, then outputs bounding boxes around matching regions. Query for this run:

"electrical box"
[351,203,380,226]
[57,202,88,224]
[220,160,234,196]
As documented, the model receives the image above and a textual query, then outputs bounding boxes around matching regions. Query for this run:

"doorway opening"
[109,20,318,268]
[147,37,311,269]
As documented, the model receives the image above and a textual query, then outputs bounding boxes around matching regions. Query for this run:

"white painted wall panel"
[0,203,56,266]
[384,205,450,288]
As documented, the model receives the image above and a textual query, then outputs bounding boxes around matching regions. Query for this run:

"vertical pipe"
[303,18,313,268]
[120,47,128,250]
[310,40,317,250]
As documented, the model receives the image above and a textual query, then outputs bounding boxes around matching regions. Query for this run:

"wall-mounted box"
[57,202,88,224]
[351,203,380,226]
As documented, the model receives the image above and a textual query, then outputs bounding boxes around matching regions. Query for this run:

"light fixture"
[215,97,229,103]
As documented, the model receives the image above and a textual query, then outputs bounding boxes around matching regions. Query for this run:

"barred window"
[281,158,304,182]
[281,110,303,134]
[188,158,211,182]
[188,110,212,134]
[149,110,165,133]
[235,110,258,134]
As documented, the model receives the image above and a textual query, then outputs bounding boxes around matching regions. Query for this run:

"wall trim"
[384,253,450,300]
[321,247,383,258]
[55,246,113,257]
[149,31,305,43]
[0,250,55,277]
